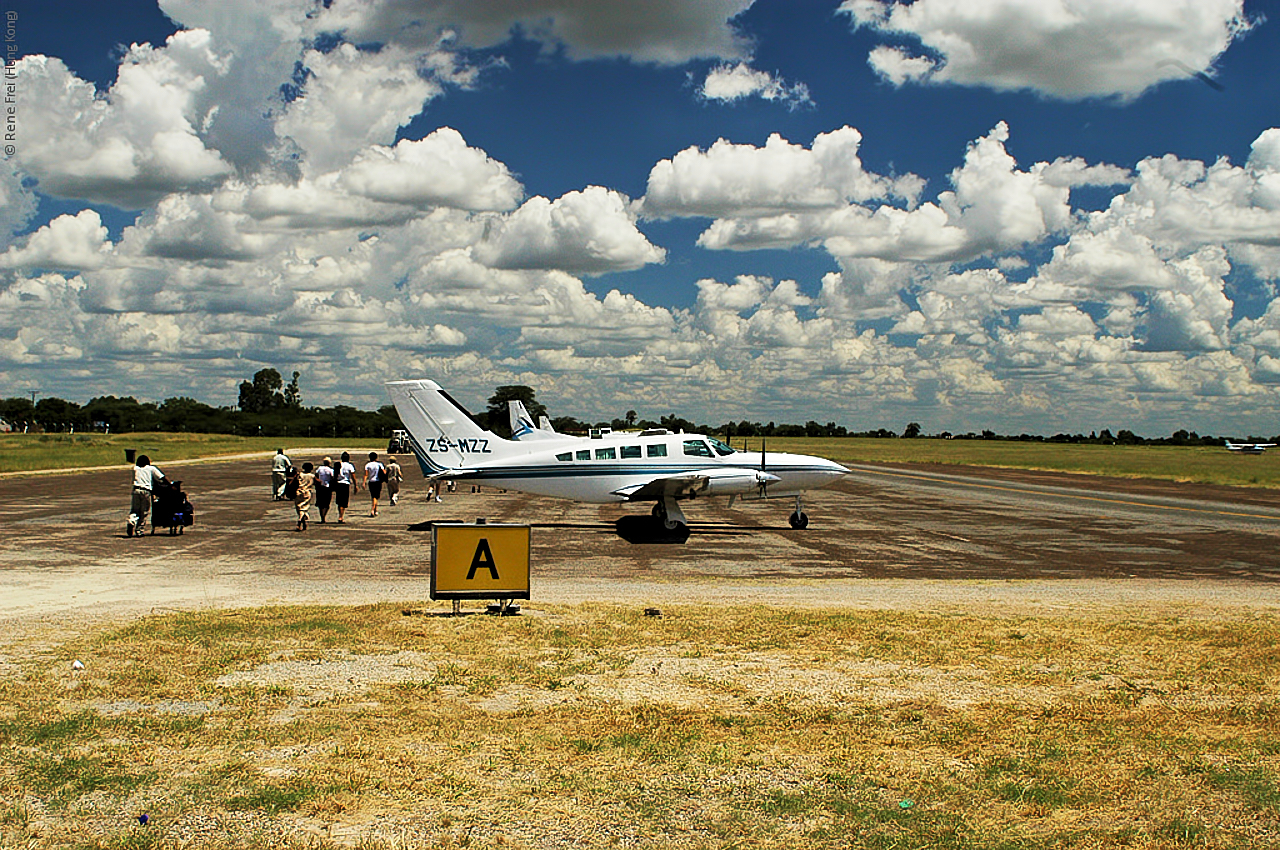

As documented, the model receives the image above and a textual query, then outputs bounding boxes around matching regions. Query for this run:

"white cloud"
[695,123,1094,263]
[698,63,812,109]
[12,35,234,207]
[865,45,935,86]
[275,43,450,174]
[338,128,523,212]
[644,126,919,219]
[230,176,420,231]
[123,194,278,262]
[474,186,665,275]
[0,211,114,271]
[842,0,1255,100]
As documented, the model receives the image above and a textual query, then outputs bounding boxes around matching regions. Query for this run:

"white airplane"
[388,378,848,532]
[1226,440,1276,454]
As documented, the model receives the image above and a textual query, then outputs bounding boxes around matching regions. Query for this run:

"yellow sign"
[431,523,531,600]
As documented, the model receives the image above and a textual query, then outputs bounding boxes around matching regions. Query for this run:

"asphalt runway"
[2,454,1279,623]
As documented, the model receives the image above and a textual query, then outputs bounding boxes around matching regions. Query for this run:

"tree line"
[0,375,1268,445]
[0,369,399,439]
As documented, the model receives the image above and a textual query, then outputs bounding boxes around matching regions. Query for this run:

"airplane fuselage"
[410,429,845,503]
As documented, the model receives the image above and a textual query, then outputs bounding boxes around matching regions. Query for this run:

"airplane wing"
[611,467,781,501]
[612,474,711,501]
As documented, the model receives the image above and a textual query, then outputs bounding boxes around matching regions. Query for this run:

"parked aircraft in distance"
[508,400,564,442]
[388,379,848,533]
[1225,441,1276,454]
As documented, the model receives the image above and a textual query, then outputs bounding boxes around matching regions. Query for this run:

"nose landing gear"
[788,495,809,529]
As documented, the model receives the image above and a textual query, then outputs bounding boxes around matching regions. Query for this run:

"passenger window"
[620,445,641,459]
[556,452,572,462]
[595,447,616,460]
[576,450,591,461]
[683,440,714,458]
[647,444,668,458]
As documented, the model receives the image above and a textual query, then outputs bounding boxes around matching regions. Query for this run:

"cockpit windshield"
[708,438,736,457]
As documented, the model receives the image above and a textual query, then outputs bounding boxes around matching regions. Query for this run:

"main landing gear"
[653,497,688,532]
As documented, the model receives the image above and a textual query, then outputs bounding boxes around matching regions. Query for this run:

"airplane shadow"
[405,516,754,544]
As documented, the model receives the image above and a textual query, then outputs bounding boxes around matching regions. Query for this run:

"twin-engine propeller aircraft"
[1226,441,1276,454]
[388,379,848,533]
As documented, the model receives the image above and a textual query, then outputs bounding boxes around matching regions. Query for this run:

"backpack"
[283,471,299,500]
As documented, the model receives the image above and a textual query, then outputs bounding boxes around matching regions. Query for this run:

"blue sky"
[2,0,1279,436]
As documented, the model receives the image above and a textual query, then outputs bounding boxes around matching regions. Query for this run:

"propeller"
[756,436,771,498]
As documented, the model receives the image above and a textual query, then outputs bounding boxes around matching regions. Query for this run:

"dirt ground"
[2,450,1279,635]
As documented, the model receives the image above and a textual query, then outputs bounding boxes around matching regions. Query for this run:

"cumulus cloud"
[474,186,665,275]
[13,34,234,207]
[644,126,919,219]
[0,211,114,271]
[123,194,278,262]
[842,0,1256,100]
[275,43,452,175]
[338,129,523,212]
[698,63,813,109]
[691,123,1109,264]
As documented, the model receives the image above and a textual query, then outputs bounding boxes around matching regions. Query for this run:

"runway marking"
[850,466,1280,522]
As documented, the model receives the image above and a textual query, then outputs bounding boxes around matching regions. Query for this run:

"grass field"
[2,603,1277,848]
[0,433,376,475]
[4,432,1279,489]
[753,437,1280,490]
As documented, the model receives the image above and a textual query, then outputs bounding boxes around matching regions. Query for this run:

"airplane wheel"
[789,511,809,529]
[664,518,686,532]
[652,503,663,518]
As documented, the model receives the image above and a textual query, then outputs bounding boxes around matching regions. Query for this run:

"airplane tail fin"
[509,399,562,441]
[386,379,517,476]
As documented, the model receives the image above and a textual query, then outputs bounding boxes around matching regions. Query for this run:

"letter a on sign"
[467,538,500,580]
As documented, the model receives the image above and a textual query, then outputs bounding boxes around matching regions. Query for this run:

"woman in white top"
[335,451,359,523]
[364,451,386,517]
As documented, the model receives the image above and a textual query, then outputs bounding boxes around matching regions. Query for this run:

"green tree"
[0,397,36,430]
[34,397,87,432]
[284,371,302,409]
[903,422,922,438]
[238,368,284,414]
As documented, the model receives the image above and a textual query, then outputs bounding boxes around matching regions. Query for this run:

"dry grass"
[2,603,1278,849]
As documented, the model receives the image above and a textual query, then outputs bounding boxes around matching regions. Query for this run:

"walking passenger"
[364,451,386,516]
[127,454,167,537]
[385,455,403,506]
[335,451,359,523]
[314,456,334,522]
[271,448,291,500]
[294,462,316,531]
